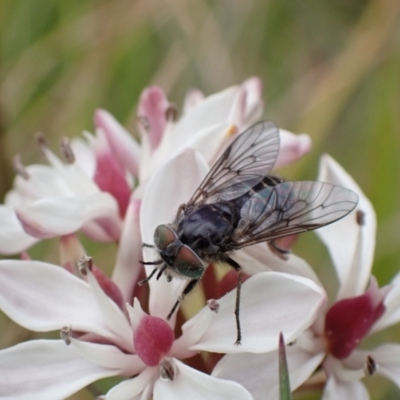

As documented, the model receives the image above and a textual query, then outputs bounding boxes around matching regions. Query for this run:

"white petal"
[0,340,118,400]
[213,346,325,400]
[233,242,320,283]
[242,77,263,124]
[0,260,121,343]
[112,198,143,302]
[373,271,400,332]
[16,193,121,240]
[154,359,253,400]
[188,272,326,353]
[70,136,97,178]
[86,267,133,351]
[127,300,147,331]
[103,367,157,400]
[0,205,38,254]
[322,375,370,400]
[275,130,312,168]
[95,109,141,177]
[70,339,143,375]
[316,154,376,298]
[140,149,208,320]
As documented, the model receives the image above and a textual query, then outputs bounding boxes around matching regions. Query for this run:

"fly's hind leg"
[268,240,290,260]
[167,279,199,320]
[222,256,243,346]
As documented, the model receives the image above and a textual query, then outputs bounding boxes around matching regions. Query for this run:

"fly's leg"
[142,243,155,248]
[222,257,243,346]
[167,279,199,320]
[268,240,290,261]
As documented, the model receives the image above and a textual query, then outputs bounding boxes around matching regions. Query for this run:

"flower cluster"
[0,78,398,400]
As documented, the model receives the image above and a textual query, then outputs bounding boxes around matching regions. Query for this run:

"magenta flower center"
[133,315,175,366]
[324,292,385,359]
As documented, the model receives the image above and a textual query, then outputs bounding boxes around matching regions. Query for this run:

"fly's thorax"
[154,224,205,279]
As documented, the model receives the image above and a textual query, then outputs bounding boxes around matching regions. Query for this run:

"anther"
[60,137,75,164]
[364,355,378,376]
[60,325,72,345]
[78,255,93,276]
[165,103,178,122]
[34,132,48,156]
[159,357,177,381]
[207,299,220,313]
[137,115,150,132]
[356,210,366,226]
[12,154,30,180]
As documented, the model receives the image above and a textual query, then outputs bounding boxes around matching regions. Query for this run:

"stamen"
[207,299,220,313]
[60,137,75,164]
[364,355,378,376]
[12,154,30,180]
[159,357,177,381]
[137,115,150,132]
[78,255,93,276]
[356,210,366,226]
[35,132,48,156]
[165,103,178,122]
[60,325,72,345]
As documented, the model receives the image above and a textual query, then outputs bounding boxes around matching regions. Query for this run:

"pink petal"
[0,206,38,254]
[16,193,121,241]
[275,129,312,168]
[0,260,121,342]
[187,272,326,353]
[103,367,157,400]
[0,340,118,400]
[137,86,169,150]
[95,109,141,177]
[140,149,208,321]
[316,154,376,299]
[92,130,131,218]
[112,199,143,302]
[154,359,253,400]
[322,375,369,400]
[213,345,325,400]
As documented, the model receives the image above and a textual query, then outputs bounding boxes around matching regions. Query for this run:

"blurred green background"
[0,0,399,399]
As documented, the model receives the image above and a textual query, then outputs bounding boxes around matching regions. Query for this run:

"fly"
[140,120,359,345]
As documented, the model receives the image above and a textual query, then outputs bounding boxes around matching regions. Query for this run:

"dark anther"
[364,355,377,376]
[165,103,178,122]
[159,357,177,381]
[12,154,30,180]
[60,326,72,345]
[78,255,93,276]
[35,132,48,156]
[207,299,220,313]
[356,210,366,226]
[60,137,75,164]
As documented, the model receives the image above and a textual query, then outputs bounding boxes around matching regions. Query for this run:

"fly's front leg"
[222,256,243,346]
[167,279,199,320]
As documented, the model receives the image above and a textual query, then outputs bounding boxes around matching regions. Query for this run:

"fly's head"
[154,224,205,280]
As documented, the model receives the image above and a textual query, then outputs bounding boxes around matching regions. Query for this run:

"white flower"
[213,155,400,400]
[0,254,325,399]
[0,78,311,255]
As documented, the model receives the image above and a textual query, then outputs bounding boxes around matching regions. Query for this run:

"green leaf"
[279,332,292,400]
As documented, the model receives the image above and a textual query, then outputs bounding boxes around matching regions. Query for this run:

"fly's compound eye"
[154,225,177,250]
[175,245,204,279]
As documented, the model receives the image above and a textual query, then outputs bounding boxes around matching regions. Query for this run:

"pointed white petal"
[316,154,376,298]
[0,205,38,254]
[0,260,119,342]
[213,346,325,400]
[322,375,370,400]
[16,193,121,240]
[140,149,208,321]
[103,367,157,400]
[70,136,96,178]
[154,359,253,400]
[188,272,326,353]
[112,199,143,302]
[275,130,312,168]
[0,340,118,400]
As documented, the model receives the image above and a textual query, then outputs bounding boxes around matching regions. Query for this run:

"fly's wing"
[230,181,359,248]
[187,121,280,206]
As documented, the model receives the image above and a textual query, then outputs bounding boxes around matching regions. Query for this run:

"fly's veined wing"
[230,181,359,247]
[187,121,280,206]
